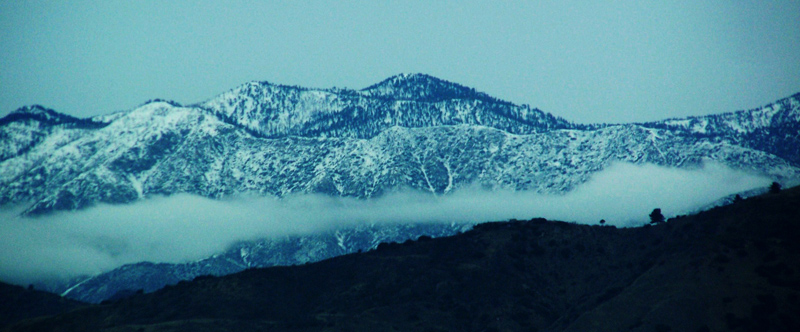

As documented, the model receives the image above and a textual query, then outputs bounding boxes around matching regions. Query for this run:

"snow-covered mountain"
[2,74,799,302]
[200,74,571,139]
[2,75,798,216]
[642,94,800,166]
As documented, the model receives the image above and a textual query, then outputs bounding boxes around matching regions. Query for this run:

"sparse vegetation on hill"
[4,186,800,332]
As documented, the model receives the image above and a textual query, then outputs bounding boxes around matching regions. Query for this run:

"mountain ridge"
[3,75,798,216]
[195,73,573,140]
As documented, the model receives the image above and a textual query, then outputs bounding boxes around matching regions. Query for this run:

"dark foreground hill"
[5,186,800,332]
[0,282,84,329]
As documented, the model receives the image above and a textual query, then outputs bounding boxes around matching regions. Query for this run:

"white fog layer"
[0,162,770,285]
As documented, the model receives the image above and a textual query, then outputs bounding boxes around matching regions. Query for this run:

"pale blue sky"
[1,1,799,123]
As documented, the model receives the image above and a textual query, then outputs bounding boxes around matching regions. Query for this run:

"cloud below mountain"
[0,161,770,285]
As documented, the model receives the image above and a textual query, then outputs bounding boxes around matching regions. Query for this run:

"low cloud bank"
[0,161,771,285]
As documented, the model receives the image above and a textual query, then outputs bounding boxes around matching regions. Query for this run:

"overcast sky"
[1,1,798,123]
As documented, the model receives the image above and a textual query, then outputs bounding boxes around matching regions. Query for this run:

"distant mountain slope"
[642,92,800,165]
[1,75,798,215]
[57,222,472,304]
[9,186,800,332]
[0,105,106,162]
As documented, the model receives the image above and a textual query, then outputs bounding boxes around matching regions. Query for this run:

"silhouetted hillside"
[5,186,800,332]
[0,282,85,329]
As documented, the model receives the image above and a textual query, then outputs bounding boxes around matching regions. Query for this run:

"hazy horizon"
[2,1,799,123]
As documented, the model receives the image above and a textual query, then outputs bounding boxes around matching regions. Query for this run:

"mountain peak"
[382,73,444,85]
[368,73,444,85]
[1,105,81,125]
[10,105,59,116]
[361,73,491,102]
